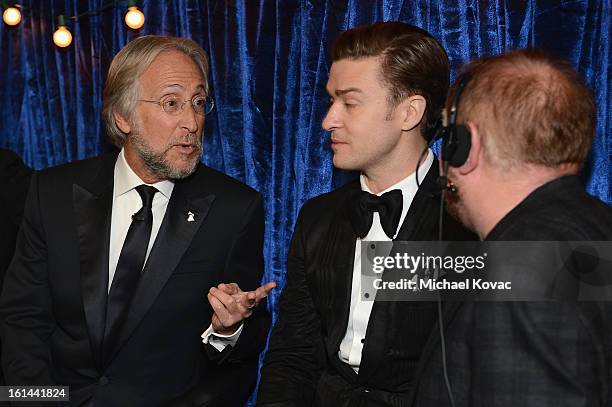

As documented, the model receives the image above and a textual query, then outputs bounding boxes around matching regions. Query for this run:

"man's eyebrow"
[326,87,363,97]
[335,87,363,96]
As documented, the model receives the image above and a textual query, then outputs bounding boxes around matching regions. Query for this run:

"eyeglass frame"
[137,94,215,116]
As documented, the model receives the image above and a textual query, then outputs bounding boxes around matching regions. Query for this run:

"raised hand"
[207,281,276,335]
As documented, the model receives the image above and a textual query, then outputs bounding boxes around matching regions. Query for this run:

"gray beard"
[130,132,202,180]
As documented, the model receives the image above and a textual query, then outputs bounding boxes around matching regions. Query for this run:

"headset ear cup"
[440,127,454,163]
[448,125,471,167]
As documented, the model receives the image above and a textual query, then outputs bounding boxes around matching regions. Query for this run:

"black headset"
[429,73,474,407]
[415,73,473,192]
[440,73,472,167]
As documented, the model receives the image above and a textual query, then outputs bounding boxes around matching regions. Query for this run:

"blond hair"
[450,49,595,169]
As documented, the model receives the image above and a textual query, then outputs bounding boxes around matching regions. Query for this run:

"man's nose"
[180,102,200,133]
[322,104,340,131]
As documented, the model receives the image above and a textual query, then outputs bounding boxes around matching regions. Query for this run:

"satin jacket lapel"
[396,161,439,241]
[403,161,464,394]
[359,162,441,383]
[73,154,117,369]
[322,184,359,366]
[108,173,214,360]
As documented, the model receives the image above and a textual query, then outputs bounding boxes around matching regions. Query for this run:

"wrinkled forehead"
[139,50,206,94]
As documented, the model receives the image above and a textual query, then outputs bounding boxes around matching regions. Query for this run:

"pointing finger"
[254,281,277,300]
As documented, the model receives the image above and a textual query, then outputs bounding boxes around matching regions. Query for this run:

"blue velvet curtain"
[1,1,611,404]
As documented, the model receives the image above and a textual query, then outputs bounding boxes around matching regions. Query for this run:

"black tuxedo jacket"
[0,149,32,283]
[257,162,475,407]
[0,149,32,386]
[0,153,270,406]
[411,176,612,407]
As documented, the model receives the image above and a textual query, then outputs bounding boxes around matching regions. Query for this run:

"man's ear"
[457,121,481,175]
[114,111,132,134]
[399,95,426,132]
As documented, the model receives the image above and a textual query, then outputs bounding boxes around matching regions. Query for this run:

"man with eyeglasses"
[1,36,273,406]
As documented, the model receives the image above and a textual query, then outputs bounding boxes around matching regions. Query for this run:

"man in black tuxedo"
[0,149,32,290]
[257,22,473,407]
[0,149,32,386]
[412,50,612,406]
[1,36,273,406]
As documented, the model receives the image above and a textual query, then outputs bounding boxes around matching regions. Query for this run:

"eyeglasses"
[138,95,215,116]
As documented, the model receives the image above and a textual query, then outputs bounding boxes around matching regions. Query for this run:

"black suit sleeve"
[257,206,326,407]
[176,193,270,407]
[0,149,32,283]
[215,193,270,363]
[0,173,57,386]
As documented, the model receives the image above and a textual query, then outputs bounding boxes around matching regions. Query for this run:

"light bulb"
[3,6,22,26]
[53,26,72,47]
[53,15,72,48]
[125,6,144,29]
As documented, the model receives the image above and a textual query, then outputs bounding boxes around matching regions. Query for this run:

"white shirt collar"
[359,149,433,198]
[359,149,434,239]
[114,149,174,199]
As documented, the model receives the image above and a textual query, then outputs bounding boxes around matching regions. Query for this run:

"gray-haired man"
[1,35,272,406]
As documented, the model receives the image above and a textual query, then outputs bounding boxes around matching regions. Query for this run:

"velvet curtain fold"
[1,1,611,404]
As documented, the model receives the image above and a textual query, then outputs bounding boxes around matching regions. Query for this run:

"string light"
[2,5,22,26]
[124,0,144,30]
[3,3,146,47]
[53,15,72,47]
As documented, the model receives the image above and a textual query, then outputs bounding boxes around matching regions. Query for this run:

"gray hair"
[102,35,210,147]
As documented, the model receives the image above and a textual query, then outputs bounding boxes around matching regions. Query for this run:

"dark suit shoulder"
[500,205,612,240]
[299,180,358,221]
[488,176,612,240]
[0,149,32,180]
[35,153,117,185]
[0,149,32,201]
[34,155,263,199]
[191,164,261,199]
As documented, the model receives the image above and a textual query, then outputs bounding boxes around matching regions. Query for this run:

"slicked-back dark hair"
[332,22,450,140]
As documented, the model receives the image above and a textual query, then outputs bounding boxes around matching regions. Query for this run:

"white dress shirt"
[110,150,238,351]
[109,150,174,290]
[338,150,434,373]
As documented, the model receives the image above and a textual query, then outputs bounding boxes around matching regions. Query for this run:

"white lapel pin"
[187,211,196,222]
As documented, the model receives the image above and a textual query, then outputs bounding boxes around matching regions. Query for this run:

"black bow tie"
[348,189,403,239]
